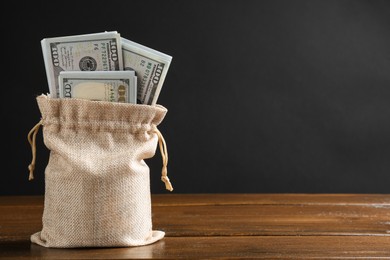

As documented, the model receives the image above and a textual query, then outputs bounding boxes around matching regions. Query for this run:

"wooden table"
[1,194,390,259]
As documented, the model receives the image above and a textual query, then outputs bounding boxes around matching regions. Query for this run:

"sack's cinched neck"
[27,120,173,191]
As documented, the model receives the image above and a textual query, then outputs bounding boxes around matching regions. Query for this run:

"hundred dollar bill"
[121,37,172,105]
[41,31,123,98]
[58,71,137,103]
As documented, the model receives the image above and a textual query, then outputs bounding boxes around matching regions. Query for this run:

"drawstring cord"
[154,128,173,192]
[27,120,43,181]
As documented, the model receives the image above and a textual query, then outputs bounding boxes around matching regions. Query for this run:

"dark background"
[2,0,390,195]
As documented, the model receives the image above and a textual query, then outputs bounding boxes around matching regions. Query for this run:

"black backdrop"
[2,0,390,195]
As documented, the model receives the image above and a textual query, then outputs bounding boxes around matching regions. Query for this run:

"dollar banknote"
[41,31,123,98]
[121,37,172,105]
[58,71,137,103]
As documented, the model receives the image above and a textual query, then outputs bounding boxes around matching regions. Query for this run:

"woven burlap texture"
[30,94,167,248]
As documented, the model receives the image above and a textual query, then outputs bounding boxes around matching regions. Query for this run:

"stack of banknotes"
[41,31,172,105]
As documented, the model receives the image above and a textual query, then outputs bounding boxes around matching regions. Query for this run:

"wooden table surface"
[1,194,390,259]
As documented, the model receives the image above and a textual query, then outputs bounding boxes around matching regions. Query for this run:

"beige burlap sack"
[27,94,173,248]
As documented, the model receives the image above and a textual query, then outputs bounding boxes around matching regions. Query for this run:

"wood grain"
[1,194,389,259]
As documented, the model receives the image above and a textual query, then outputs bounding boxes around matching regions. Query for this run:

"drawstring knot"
[155,128,173,192]
[27,119,43,180]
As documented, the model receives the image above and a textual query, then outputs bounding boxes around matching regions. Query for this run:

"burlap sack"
[27,94,173,248]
